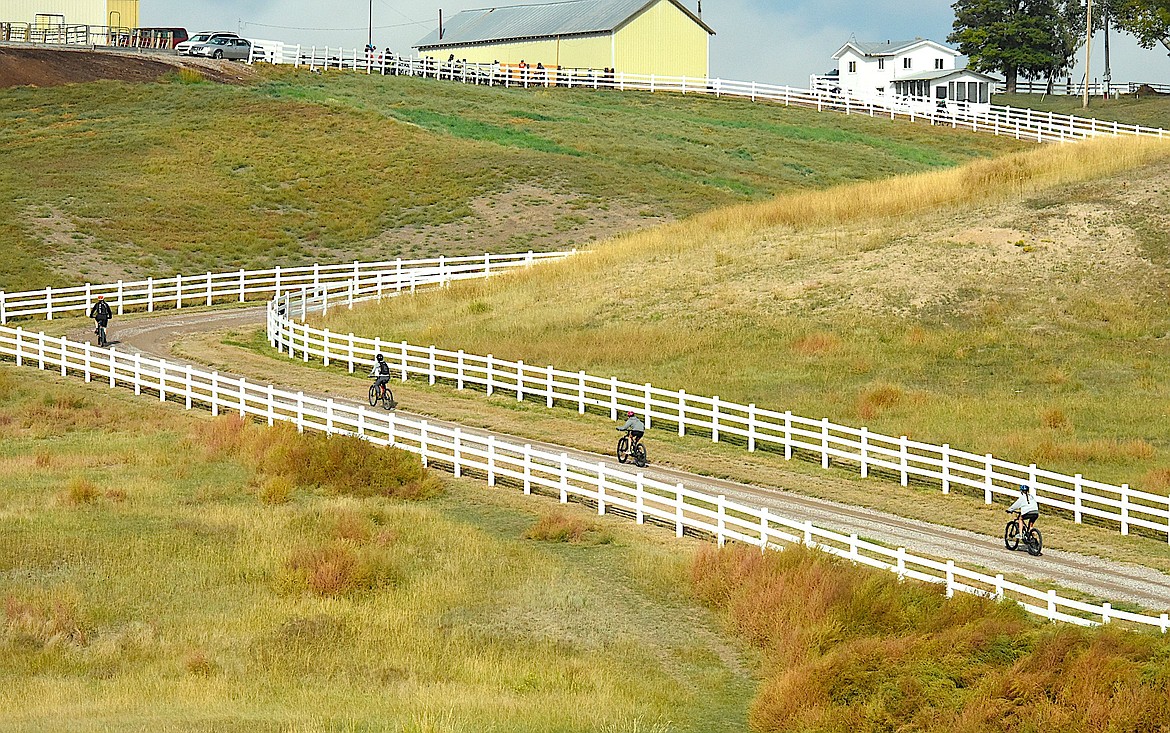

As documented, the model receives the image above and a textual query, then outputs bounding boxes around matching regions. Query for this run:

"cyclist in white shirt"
[1006,484,1039,536]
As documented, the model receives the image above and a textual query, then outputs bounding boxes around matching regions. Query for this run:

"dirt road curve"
[99,306,1170,612]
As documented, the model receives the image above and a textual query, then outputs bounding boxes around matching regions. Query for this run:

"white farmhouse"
[814,38,998,115]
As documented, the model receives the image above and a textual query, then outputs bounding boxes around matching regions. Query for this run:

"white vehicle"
[175,31,238,56]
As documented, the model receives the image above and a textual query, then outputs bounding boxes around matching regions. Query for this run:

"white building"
[814,38,997,115]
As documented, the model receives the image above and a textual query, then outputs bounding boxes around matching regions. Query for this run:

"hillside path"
[91,306,1170,612]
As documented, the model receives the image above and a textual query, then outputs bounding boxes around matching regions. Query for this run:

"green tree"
[949,0,1070,92]
[1113,0,1170,53]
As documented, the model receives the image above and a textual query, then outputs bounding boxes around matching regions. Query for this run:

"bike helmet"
[627,410,635,417]
[97,295,104,300]
[1019,484,1030,493]
[376,354,384,362]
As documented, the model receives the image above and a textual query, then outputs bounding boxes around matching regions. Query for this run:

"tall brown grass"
[195,416,442,500]
[691,544,1170,732]
[525,511,594,543]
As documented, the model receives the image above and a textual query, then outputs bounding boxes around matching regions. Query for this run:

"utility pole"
[1082,0,1092,108]
[368,0,373,48]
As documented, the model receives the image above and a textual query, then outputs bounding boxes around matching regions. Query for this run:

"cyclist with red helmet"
[616,410,645,451]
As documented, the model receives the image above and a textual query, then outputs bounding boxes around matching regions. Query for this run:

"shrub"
[63,476,100,506]
[857,382,904,420]
[792,332,841,357]
[1040,406,1071,430]
[525,512,593,543]
[176,68,206,84]
[259,475,293,505]
[280,541,399,597]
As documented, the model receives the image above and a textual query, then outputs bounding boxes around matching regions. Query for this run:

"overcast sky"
[145,0,1170,87]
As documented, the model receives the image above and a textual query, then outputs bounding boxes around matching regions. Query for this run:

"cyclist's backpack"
[378,360,390,376]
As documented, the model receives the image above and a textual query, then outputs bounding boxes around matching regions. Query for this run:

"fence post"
[994,574,1004,601]
[45,287,52,320]
[147,277,154,312]
[985,454,994,503]
[748,404,756,452]
[348,334,355,374]
[644,383,652,428]
[401,341,408,382]
[821,418,830,468]
[1121,485,1130,536]
[560,453,569,503]
[428,345,436,385]
[610,377,618,420]
[546,365,554,408]
[296,392,304,432]
[0,291,6,324]
[387,411,396,446]
[487,435,496,486]
[131,353,143,395]
[597,462,606,514]
[184,365,192,408]
[803,520,814,548]
[849,533,858,561]
[945,560,955,598]
[675,483,685,537]
[487,354,494,395]
[712,396,720,443]
[1047,590,1057,620]
[516,360,524,401]
[578,372,587,414]
[636,473,645,524]
[420,421,428,466]
[274,266,281,299]
[457,350,465,389]
[759,507,769,551]
[322,329,331,366]
[205,271,213,306]
[896,547,906,580]
[678,389,686,436]
[784,412,793,460]
[1102,602,1112,625]
[523,445,532,494]
[716,495,727,547]
[14,327,21,367]
[83,342,91,382]
[941,445,950,494]
[860,427,869,477]
[1074,474,1083,523]
[239,269,246,302]
[899,436,908,486]
[267,385,275,426]
[453,428,462,478]
[175,274,183,309]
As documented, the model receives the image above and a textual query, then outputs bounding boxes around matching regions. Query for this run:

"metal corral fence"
[0,319,1166,632]
[0,22,174,48]
[253,45,1168,144]
[266,278,1170,545]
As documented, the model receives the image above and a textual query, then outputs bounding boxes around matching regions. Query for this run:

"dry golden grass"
[693,543,1170,733]
[525,511,594,543]
[62,476,100,506]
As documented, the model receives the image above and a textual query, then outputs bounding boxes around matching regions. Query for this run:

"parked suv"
[175,31,237,56]
[191,36,252,61]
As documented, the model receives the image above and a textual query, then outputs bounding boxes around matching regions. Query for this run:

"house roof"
[414,0,714,50]
[895,68,999,83]
[832,38,959,60]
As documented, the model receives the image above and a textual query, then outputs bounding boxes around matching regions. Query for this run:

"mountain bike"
[94,323,108,348]
[617,430,648,468]
[368,379,396,410]
[1004,511,1043,556]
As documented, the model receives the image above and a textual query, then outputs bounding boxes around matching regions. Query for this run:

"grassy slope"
[0,369,754,732]
[0,67,1024,291]
[994,91,1170,129]
[318,137,1170,491]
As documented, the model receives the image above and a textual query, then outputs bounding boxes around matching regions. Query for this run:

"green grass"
[0,65,1026,292]
[0,368,755,732]
[316,137,1170,491]
[994,91,1170,129]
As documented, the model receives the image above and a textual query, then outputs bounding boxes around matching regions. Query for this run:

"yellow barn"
[1,0,140,29]
[413,0,714,79]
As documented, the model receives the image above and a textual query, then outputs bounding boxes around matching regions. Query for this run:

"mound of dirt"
[0,45,254,88]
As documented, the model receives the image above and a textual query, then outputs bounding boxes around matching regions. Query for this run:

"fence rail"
[0,321,1165,632]
[253,44,1168,144]
[267,283,1170,545]
[0,250,571,325]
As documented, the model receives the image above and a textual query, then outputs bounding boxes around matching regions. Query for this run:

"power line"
[241,18,429,33]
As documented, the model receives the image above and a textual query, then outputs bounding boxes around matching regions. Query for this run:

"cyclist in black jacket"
[90,295,112,342]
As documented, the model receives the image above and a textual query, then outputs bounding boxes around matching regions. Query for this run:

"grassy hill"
[317,137,1170,489]
[0,64,1025,292]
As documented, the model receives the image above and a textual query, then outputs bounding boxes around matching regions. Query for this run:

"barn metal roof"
[414,0,714,50]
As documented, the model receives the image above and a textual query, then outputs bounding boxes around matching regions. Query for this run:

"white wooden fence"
[0,251,572,325]
[254,45,1168,145]
[267,283,1170,545]
[0,321,1165,632]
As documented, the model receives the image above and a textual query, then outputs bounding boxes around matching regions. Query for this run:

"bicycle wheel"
[617,436,630,464]
[368,384,378,407]
[1026,528,1043,556]
[633,443,647,468]
[381,388,395,410]
[1004,521,1020,551]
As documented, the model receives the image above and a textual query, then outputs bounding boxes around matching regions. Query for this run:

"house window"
[848,61,857,73]
[878,58,885,70]
[935,58,944,70]
[903,57,912,69]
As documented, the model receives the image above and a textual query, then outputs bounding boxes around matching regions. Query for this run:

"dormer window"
[848,61,857,73]
[903,57,912,69]
[935,58,944,69]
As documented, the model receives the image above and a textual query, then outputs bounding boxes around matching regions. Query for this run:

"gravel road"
[91,306,1170,612]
